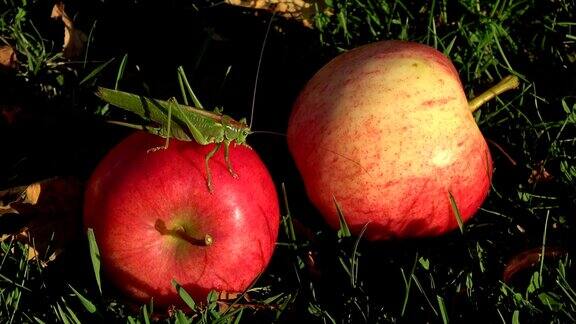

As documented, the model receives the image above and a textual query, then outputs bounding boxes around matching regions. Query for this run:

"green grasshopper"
[96,85,251,192]
[96,17,275,192]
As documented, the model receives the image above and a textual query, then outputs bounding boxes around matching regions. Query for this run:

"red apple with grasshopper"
[287,40,519,240]
[84,66,280,308]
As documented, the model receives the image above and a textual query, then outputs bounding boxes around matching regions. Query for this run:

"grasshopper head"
[237,124,251,145]
[225,117,251,145]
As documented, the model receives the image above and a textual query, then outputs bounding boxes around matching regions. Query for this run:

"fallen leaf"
[219,291,241,301]
[225,0,332,28]
[22,183,41,204]
[217,292,282,313]
[0,182,42,214]
[216,291,241,312]
[0,177,84,264]
[0,183,42,216]
[51,2,87,58]
[0,45,17,70]
[503,246,565,283]
[0,184,32,216]
[528,162,553,184]
[0,205,18,216]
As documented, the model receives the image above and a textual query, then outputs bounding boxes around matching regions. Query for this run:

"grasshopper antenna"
[249,12,276,130]
[252,130,286,137]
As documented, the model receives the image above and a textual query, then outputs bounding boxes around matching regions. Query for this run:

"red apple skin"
[84,131,280,307]
[287,40,492,240]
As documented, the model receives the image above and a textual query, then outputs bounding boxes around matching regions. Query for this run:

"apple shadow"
[348,217,434,240]
[102,254,213,311]
[109,264,213,308]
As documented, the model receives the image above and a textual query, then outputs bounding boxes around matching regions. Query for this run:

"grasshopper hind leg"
[204,143,221,193]
[224,141,239,179]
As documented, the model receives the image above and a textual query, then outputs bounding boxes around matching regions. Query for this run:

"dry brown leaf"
[0,177,83,264]
[0,205,18,216]
[0,45,17,70]
[503,246,565,283]
[219,291,241,301]
[216,292,281,313]
[216,292,240,313]
[22,183,41,204]
[51,2,87,58]
[0,184,32,216]
[225,0,331,28]
[0,182,42,215]
[528,162,553,184]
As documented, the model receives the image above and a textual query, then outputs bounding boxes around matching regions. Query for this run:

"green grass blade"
[142,303,150,324]
[419,257,430,271]
[79,57,115,85]
[55,299,81,324]
[491,24,514,72]
[207,290,219,304]
[437,295,449,324]
[411,274,438,316]
[68,284,97,314]
[401,252,419,317]
[0,272,32,292]
[175,310,190,324]
[333,196,351,238]
[512,310,520,324]
[557,277,576,307]
[448,192,464,234]
[55,303,73,324]
[33,316,47,324]
[350,223,369,288]
[281,183,297,243]
[496,308,506,324]
[82,19,98,68]
[539,211,550,286]
[275,292,298,321]
[232,307,244,324]
[172,279,196,310]
[87,228,102,295]
[443,36,457,56]
[114,54,128,90]
[62,300,82,324]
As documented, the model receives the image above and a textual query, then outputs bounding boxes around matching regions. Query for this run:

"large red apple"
[287,40,492,240]
[84,131,280,307]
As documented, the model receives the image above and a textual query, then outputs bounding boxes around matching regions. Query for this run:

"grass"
[1,0,575,323]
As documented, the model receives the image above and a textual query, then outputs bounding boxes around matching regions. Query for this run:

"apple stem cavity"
[154,219,214,246]
[468,75,520,112]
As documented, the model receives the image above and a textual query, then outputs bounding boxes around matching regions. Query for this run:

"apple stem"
[154,220,214,246]
[468,75,520,112]
[204,234,214,246]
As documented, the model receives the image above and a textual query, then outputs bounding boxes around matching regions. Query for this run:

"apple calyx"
[154,219,214,246]
[468,75,520,112]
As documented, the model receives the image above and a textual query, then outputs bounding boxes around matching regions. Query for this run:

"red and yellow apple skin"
[84,131,280,307]
[287,40,492,240]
